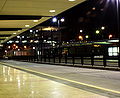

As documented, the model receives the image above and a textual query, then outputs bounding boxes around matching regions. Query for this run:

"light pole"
[52,17,65,63]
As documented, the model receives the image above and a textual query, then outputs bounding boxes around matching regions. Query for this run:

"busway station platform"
[0,60,120,98]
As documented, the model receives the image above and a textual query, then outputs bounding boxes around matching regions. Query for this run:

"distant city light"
[8,46,11,49]
[22,36,24,38]
[17,36,20,38]
[30,30,33,32]
[33,47,36,49]
[30,40,34,43]
[60,18,65,22]
[101,26,105,30]
[96,30,100,34]
[92,7,96,10]
[80,30,83,33]
[109,34,113,39]
[36,30,39,32]
[78,35,83,40]
[85,35,89,39]
[24,46,27,49]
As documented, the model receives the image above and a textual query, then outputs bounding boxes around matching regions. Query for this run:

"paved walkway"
[1,60,120,97]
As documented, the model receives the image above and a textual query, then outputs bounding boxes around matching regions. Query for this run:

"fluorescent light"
[33,20,39,22]
[49,10,56,13]
[68,0,76,1]
[13,33,16,35]
[25,25,30,27]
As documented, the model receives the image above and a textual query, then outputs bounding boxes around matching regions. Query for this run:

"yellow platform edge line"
[0,62,120,94]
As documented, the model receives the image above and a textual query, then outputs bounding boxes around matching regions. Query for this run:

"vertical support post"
[58,20,61,64]
[91,49,94,66]
[72,55,75,65]
[40,28,43,62]
[65,53,67,64]
[81,56,84,65]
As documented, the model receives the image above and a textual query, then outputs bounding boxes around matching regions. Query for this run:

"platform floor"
[0,60,120,98]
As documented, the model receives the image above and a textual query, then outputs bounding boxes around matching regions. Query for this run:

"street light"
[52,17,65,63]
[52,17,65,42]
[101,26,105,30]
[96,30,100,34]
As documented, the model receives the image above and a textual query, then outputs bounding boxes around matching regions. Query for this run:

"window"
[108,47,119,56]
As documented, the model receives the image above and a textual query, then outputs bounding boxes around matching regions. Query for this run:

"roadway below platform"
[0,60,120,97]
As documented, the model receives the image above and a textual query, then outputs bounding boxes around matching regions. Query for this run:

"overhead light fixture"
[33,20,39,22]
[13,33,17,35]
[25,25,30,27]
[68,0,76,1]
[18,30,21,32]
[49,10,56,13]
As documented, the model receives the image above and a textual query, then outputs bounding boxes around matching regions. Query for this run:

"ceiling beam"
[0,15,42,20]
[0,28,22,31]
[0,34,12,37]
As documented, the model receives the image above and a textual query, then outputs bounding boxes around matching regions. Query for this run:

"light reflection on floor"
[0,65,108,98]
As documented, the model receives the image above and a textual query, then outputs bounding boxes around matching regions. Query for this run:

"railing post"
[81,56,84,65]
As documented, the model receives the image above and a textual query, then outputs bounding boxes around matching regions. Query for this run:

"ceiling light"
[33,20,39,22]
[25,25,30,27]
[68,0,76,1]
[18,30,21,32]
[49,10,56,13]
[13,33,17,35]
